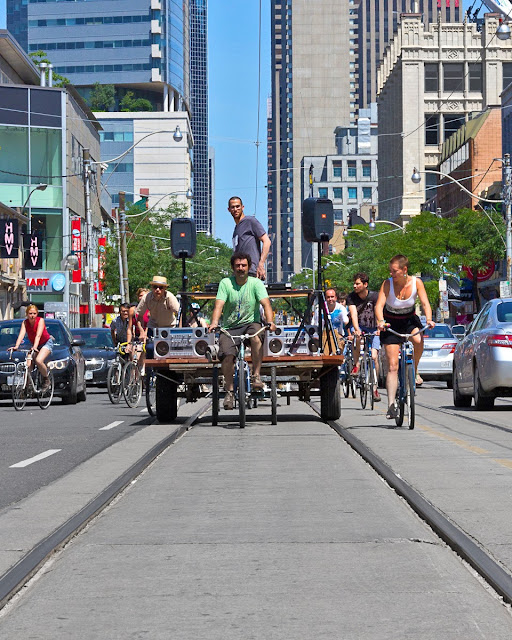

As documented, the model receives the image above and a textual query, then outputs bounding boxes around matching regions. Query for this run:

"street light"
[173,125,183,142]
[21,183,47,233]
[497,20,511,41]
[368,219,405,233]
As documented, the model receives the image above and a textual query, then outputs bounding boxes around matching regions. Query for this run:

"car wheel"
[453,366,471,408]
[62,369,78,405]
[473,366,494,410]
[446,377,453,390]
[77,379,87,402]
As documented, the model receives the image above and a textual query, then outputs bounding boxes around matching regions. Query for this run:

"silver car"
[453,298,512,410]
[417,324,458,388]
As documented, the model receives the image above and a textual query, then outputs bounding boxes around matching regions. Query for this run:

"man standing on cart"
[229,196,271,280]
[209,252,276,410]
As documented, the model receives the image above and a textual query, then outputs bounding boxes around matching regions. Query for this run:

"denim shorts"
[39,337,54,354]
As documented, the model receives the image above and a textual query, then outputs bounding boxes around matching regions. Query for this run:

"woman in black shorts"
[375,255,435,419]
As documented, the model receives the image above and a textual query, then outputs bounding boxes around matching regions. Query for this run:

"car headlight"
[49,357,70,370]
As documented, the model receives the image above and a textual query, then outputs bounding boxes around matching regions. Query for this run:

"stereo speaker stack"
[263,325,320,357]
[153,327,215,359]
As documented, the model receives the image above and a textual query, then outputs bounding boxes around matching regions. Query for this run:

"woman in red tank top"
[8,304,53,389]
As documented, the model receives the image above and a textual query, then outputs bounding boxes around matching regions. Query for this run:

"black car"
[0,319,87,404]
[70,328,116,386]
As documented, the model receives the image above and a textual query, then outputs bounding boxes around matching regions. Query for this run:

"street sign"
[500,281,512,298]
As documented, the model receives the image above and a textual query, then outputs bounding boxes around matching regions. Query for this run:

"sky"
[0,0,477,247]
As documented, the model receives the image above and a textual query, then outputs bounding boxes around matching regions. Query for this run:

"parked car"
[0,319,87,404]
[417,324,458,388]
[71,328,115,386]
[452,298,512,410]
[450,324,467,340]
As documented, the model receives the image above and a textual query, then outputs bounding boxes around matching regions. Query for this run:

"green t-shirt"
[216,276,269,329]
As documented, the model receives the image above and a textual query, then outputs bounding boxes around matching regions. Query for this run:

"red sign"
[98,236,106,291]
[462,261,495,282]
[71,218,82,283]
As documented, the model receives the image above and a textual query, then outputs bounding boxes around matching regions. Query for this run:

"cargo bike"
[145,288,344,427]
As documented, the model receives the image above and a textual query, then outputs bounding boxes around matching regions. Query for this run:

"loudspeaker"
[171,217,196,258]
[153,327,214,359]
[302,198,334,242]
[263,325,321,357]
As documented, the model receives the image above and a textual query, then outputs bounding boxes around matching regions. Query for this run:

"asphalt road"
[0,388,153,509]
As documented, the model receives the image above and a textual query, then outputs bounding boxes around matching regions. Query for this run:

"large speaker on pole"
[302,198,334,242]
[171,217,196,258]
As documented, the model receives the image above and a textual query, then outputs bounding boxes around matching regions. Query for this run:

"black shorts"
[219,323,263,359]
[380,313,423,346]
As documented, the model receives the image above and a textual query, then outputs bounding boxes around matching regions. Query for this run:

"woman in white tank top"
[374,255,435,419]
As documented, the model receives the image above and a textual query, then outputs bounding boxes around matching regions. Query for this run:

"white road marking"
[140,407,148,413]
[99,420,124,431]
[10,449,61,468]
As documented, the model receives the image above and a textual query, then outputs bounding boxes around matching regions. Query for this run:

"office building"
[268,0,354,282]
[357,1,461,111]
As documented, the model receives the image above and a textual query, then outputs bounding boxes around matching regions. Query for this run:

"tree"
[28,51,70,87]
[119,91,153,112]
[89,82,115,112]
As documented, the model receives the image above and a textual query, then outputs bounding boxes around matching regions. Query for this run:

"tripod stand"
[288,241,340,356]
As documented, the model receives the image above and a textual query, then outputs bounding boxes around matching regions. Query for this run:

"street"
[0,384,511,637]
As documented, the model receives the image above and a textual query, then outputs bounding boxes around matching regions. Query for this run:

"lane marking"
[418,424,490,454]
[99,420,124,431]
[10,449,61,468]
[493,459,512,469]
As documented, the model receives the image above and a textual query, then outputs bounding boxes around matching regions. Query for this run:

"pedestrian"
[229,196,271,280]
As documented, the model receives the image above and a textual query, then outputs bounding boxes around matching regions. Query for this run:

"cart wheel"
[212,365,219,426]
[320,366,341,420]
[271,366,277,425]
[156,371,178,423]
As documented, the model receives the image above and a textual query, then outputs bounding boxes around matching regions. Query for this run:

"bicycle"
[357,331,378,410]
[122,340,145,408]
[9,349,54,411]
[340,338,356,399]
[216,324,270,429]
[383,325,426,430]
[107,342,130,404]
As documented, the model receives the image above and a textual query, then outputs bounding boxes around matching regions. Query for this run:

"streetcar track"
[308,401,512,606]
[0,402,211,610]
[415,400,512,436]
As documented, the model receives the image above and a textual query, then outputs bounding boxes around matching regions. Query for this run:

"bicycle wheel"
[37,370,54,409]
[403,363,415,430]
[270,365,277,425]
[395,360,405,428]
[145,368,156,417]
[237,362,246,429]
[107,362,122,404]
[359,356,368,409]
[369,359,376,411]
[12,365,27,411]
[123,362,142,408]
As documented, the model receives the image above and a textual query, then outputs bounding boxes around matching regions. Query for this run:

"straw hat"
[150,275,168,287]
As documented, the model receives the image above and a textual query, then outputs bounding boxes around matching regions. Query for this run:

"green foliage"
[89,82,115,112]
[28,51,70,87]
[119,91,153,112]
[103,200,232,309]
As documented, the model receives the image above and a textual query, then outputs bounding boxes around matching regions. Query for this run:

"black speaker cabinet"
[171,217,196,258]
[302,198,334,242]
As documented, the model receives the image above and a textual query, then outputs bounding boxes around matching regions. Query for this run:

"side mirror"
[72,338,85,347]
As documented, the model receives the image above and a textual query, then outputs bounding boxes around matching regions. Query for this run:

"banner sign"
[98,236,106,291]
[71,218,82,283]
[23,232,43,270]
[0,219,19,258]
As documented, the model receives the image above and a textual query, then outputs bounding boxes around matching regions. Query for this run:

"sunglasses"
[152,285,165,290]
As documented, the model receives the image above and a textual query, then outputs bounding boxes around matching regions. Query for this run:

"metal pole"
[504,154,512,289]
[115,209,125,301]
[83,149,95,327]
[118,191,130,302]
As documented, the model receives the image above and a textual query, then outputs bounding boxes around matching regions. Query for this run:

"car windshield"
[497,301,512,323]
[0,321,67,348]
[73,331,114,348]
[424,325,453,339]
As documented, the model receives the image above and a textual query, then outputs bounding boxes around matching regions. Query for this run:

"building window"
[333,161,342,177]
[347,161,356,178]
[424,64,438,92]
[468,63,482,92]
[0,125,28,184]
[333,188,342,200]
[334,210,343,222]
[443,63,464,92]
[444,114,464,141]
[30,128,62,187]
[425,115,440,145]
[503,62,512,91]
[362,161,371,178]
[425,172,437,201]
[318,187,328,198]
[348,187,357,200]
[362,187,372,200]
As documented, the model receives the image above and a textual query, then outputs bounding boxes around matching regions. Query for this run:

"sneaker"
[386,403,398,419]
[223,390,234,410]
[251,374,264,390]
[351,364,360,375]
[373,388,381,402]
[415,374,423,386]
[41,377,51,392]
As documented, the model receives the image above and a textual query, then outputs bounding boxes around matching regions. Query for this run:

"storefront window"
[30,209,62,271]
[30,128,62,186]
[0,126,29,184]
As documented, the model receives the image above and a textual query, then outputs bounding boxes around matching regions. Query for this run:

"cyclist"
[347,272,381,402]
[111,303,133,354]
[8,304,53,391]
[135,276,180,358]
[375,254,435,419]
[209,251,276,410]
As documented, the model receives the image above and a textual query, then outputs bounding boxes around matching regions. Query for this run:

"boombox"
[264,325,320,357]
[153,327,215,359]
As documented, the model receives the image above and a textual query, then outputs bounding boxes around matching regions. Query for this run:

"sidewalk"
[1,399,511,639]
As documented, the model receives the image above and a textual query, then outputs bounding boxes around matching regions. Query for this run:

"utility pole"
[503,154,512,291]
[83,149,95,327]
[119,191,130,301]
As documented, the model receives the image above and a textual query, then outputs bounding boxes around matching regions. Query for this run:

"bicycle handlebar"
[216,324,269,345]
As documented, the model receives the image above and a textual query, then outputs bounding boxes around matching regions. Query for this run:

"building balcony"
[151,20,162,35]
[151,68,162,82]
[151,0,161,8]
[151,44,162,58]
